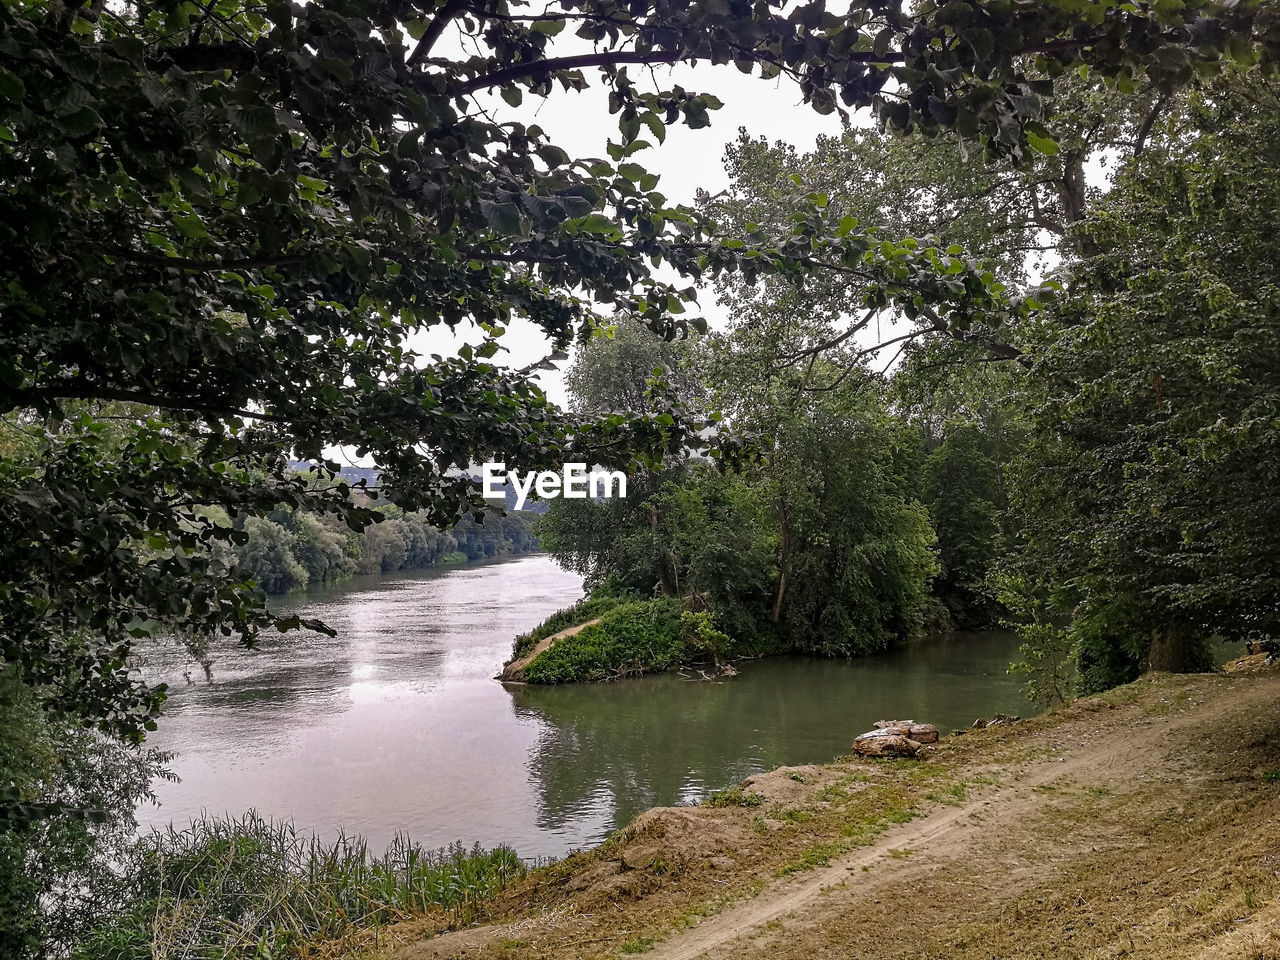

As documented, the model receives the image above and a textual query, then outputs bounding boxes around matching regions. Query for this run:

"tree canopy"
[2,0,1277,765]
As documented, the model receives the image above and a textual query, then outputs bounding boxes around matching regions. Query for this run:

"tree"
[235,516,309,592]
[1004,75,1280,690]
[2,0,1273,760]
[566,318,705,417]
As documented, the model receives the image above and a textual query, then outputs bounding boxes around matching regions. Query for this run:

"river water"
[139,554,1031,860]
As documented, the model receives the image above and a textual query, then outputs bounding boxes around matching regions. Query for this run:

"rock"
[972,713,1020,728]
[853,733,921,758]
[907,723,939,744]
[875,719,916,729]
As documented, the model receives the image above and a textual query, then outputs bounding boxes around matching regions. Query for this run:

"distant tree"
[292,514,356,585]
[235,517,309,593]
[921,423,1005,628]
[567,319,705,417]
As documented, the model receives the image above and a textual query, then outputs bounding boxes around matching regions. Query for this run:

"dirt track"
[374,666,1280,960]
[498,618,602,681]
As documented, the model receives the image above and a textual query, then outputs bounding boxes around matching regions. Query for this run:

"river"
[138,554,1032,861]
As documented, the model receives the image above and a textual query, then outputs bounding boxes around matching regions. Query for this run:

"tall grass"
[74,813,525,960]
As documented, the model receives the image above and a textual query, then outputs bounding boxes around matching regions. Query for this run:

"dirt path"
[498,618,601,680]
[648,674,1278,960]
[377,668,1280,960]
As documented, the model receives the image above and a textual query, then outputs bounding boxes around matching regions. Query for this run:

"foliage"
[920,423,1005,627]
[567,318,705,417]
[232,500,538,594]
[1007,620,1074,709]
[0,668,169,960]
[520,599,692,683]
[509,587,637,662]
[72,814,524,960]
[539,320,942,671]
[235,517,310,593]
[703,786,765,808]
[680,611,734,663]
[1004,75,1280,688]
[742,370,938,657]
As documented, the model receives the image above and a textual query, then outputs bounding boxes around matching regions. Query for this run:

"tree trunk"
[771,499,791,622]
[648,502,677,596]
[1147,626,1195,673]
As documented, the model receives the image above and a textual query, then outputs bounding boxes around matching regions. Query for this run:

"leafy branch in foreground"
[1,0,1271,737]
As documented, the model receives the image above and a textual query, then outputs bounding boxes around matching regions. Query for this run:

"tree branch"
[457,49,685,93]
[408,0,470,68]
[1133,92,1172,157]
[17,385,290,424]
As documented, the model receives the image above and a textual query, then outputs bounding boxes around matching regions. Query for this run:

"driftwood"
[852,719,941,758]
[873,720,939,743]
[853,732,921,758]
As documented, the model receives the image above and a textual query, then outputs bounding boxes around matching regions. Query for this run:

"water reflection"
[140,557,1030,860]
[509,634,1029,836]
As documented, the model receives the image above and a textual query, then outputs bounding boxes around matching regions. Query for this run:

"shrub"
[703,786,765,808]
[521,598,689,683]
[73,813,524,960]
[509,588,638,661]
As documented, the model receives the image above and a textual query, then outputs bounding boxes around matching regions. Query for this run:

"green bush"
[521,598,690,683]
[703,785,765,808]
[509,588,638,661]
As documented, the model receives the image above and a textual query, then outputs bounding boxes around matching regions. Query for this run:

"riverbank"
[357,659,1280,960]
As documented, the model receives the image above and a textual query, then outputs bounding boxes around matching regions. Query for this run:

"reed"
[74,812,525,959]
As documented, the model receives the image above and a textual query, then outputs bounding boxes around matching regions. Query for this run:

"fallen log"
[853,727,923,758]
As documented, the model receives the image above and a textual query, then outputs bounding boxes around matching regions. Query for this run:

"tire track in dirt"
[645,677,1279,960]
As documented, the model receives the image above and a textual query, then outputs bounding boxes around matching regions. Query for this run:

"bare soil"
[360,663,1280,960]
[498,618,602,681]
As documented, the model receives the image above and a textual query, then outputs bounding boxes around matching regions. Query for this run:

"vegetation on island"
[1,0,1278,955]
[513,75,1280,691]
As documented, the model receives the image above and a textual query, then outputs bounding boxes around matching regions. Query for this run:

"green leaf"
[573,214,620,236]
[172,213,209,240]
[640,113,666,144]
[60,107,101,137]
[1025,123,1060,156]
[0,67,25,101]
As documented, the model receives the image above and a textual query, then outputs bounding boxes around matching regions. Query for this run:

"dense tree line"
[527,74,1279,694]
[232,501,540,595]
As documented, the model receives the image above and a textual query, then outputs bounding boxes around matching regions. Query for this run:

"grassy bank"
[75,814,525,960]
[366,662,1280,960]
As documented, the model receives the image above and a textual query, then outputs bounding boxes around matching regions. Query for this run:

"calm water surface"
[140,555,1031,860]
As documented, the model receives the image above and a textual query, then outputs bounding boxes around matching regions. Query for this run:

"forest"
[232,498,539,594]
[516,73,1279,698]
[2,0,1278,956]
